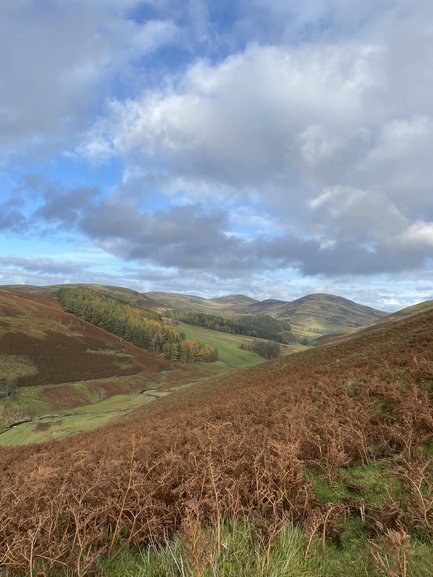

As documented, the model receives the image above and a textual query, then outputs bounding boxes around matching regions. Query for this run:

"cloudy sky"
[1,0,432,310]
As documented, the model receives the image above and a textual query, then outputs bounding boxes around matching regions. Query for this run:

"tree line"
[240,340,282,359]
[58,288,218,363]
[167,310,295,343]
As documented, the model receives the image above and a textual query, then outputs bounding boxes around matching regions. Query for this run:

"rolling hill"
[317,298,433,346]
[17,283,388,337]
[0,294,432,575]
[6,284,387,340]
[0,288,268,441]
[3,283,165,309]
[246,293,386,336]
[147,290,386,338]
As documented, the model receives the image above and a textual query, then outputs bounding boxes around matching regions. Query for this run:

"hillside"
[0,289,177,438]
[149,290,386,339]
[0,289,166,389]
[4,283,165,309]
[146,291,257,315]
[0,300,432,575]
[0,288,267,443]
[317,299,433,346]
[246,293,386,334]
[6,285,386,340]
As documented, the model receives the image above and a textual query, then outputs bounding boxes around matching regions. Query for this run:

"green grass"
[0,392,156,446]
[14,518,432,577]
[178,322,264,373]
[306,461,398,510]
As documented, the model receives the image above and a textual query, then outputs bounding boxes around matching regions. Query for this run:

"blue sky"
[0,0,432,311]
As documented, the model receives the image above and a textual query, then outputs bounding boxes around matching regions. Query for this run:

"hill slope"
[0,288,165,388]
[4,283,165,309]
[148,290,386,337]
[146,291,258,315]
[0,299,432,574]
[317,298,433,346]
[247,292,386,335]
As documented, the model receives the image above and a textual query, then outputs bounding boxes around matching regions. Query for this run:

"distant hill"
[246,293,386,336]
[5,285,386,340]
[317,299,433,345]
[146,290,386,338]
[4,284,165,310]
[146,291,257,315]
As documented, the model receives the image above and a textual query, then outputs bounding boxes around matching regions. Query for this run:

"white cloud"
[82,42,376,198]
[0,0,179,163]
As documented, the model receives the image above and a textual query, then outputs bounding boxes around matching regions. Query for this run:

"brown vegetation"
[0,306,432,574]
[0,289,168,389]
[38,385,92,411]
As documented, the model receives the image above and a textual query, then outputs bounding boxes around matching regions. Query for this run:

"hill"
[0,288,176,437]
[317,299,433,346]
[5,285,386,340]
[0,289,166,389]
[148,290,386,339]
[0,297,432,575]
[146,291,257,315]
[3,283,165,309]
[247,293,386,336]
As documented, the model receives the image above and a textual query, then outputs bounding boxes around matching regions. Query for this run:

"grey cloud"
[0,201,27,232]
[0,0,178,162]
[0,256,90,275]
[36,186,100,227]
[81,202,250,274]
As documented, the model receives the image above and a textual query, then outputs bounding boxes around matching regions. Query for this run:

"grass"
[306,461,399,510]
[178,322,266,373]
[0,391,156,446]
[10,518,432,577]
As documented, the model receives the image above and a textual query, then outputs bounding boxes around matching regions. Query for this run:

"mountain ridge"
[3,284,387,338]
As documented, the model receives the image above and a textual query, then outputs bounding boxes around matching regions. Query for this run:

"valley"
[1,284,432,576]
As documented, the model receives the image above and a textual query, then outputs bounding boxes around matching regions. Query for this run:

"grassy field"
[0,391,158,446]
[177,322,265,373]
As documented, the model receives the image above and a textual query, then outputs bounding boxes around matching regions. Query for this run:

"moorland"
[0,284,432,576]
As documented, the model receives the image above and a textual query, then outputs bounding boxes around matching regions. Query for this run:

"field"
[0,391,158,446]
[177,322,265,373]
[0,301,432,575]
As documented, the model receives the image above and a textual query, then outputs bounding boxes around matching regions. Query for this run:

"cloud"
[79,2,433,277]
[83,42,375,194]
[2,0,433,299]
[36,186,100,228]
[0,0,179,163]
[0,256,90,276]
[0,200,27,233]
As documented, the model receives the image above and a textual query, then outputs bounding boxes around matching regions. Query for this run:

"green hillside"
[249,293,387,337]
[177,322,264,373]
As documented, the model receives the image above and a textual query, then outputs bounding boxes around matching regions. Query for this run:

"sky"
[0,0,432,311]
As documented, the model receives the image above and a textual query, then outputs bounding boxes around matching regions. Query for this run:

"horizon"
[3,281,428,313]
[1,1,432,312]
